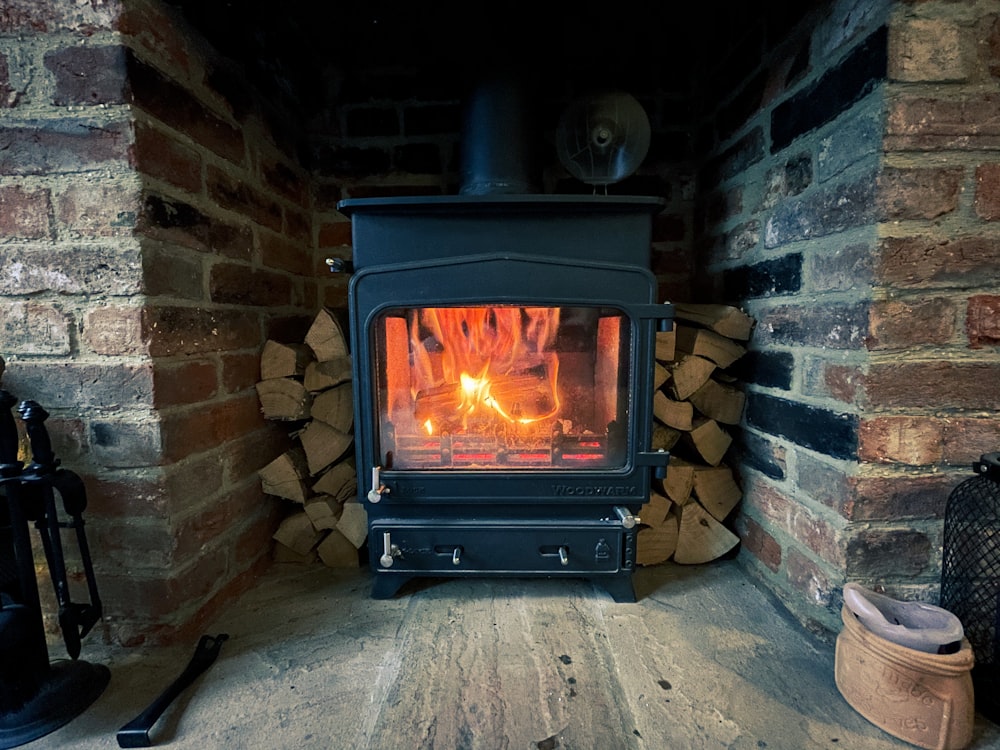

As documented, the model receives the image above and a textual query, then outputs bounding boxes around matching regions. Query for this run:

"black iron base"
[0,660,110,750]
[371,571,637,602]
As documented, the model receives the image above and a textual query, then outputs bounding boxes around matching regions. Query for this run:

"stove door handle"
[379,531,400,567]
[368,466,389,503]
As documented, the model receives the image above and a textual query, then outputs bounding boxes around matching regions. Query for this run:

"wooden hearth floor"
[24,561,1000,749]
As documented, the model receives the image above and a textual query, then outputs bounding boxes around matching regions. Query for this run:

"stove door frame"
[349,253,668,510]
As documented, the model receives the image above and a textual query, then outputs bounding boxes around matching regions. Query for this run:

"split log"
[653,362,669,391]
[673,502,739,565]
[310,382,354,433]
[653,391,693,431]
[685,418,732,467]
[668,354,716,401]
[636,511,679,566]
[672,303,754,341]
[260,340,314,380]
[692,464,743,522]
[655,329,676,362]
[305,307,349,361]
[641,490,672,528]
[303,356,352,392]
[255,379,312,421]
[312,458,358,503]
[258,447,311,503]
[304,494,343,530]
[336,501,369,548]
[273,511,326,556]
[298,420,353,476]
[688,378,746,426]
[316,529,360,568]
[651,424,682,452]
[674,325,746,369]
[661,456,696,505]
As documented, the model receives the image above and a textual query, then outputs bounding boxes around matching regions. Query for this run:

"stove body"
[340,194,671,601]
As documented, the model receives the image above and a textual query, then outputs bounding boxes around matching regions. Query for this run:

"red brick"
[845,528,934,578]
[317,220,352,247]
[117,1,193,80]
[220,351,262,393]
[152,359,218,407]
[141,244,204,300]
[739,516,781,572]
[0,301,71,355]
[975,163,1000,220]
[887,93,1000,150]
[0,185,51,238]
[260,231,310,275]
[144,305,261,356]
[55,180,138,238]
[967,294,1000,348]
[260,154,308,205]
[867,361,1000,410]
[985,13,1000,79]
[943,417,1000,465]
[44,45,128,105]
[878,166,962,219]
[84,305,146,355]
[858,416,944,465]
[867,297,958,349]
[163,453,225,504]
[223,425,291,486]
[82,473,168,519]
[133,120,202,193]
[878,235,1000,288]
[888,18,967,83]
[160,392,265,463]
[785,549,835,608]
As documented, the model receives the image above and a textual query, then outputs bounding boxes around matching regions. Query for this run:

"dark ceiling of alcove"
[163,0,820,118]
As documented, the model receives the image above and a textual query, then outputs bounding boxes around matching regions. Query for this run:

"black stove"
[339,193,672,601]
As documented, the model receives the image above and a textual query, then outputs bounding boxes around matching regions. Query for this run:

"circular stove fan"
[555,91,651,190]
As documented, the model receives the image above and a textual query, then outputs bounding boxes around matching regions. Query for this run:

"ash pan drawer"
[371,523,630,574]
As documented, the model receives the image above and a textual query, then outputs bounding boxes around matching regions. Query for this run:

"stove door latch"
[379,531,401,568]
[367,466,389,503]
[635,449,671,479]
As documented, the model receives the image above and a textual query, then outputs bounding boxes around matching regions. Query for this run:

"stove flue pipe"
[458,72,540,196]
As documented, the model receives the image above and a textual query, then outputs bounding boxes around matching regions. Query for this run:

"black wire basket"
[940,452,1000,724]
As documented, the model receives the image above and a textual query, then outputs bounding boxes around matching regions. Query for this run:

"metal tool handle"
[116,633,229,748]
[18,400,56,470]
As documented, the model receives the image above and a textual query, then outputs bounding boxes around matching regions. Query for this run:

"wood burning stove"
[339,194,672,601]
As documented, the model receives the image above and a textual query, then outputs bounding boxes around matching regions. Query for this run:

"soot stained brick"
[771,26,888,152]
[729,350,794,389]
[747,392,858,460]
[723,254,802,300]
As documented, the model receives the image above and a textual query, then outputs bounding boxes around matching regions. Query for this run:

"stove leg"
[596,576,636,603]
[371,573,413,600]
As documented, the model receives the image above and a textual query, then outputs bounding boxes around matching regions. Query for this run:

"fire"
[410,306,561,432]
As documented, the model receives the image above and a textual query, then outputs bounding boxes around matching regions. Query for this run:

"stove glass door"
[373,305,631,471]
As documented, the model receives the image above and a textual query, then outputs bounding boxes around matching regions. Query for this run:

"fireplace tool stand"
[0,390,109,749]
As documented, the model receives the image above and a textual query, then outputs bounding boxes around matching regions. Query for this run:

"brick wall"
[0,0,316,644]
[696,0,1000,634]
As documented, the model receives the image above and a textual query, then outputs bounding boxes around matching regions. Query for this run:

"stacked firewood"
[255,308,365,567]
[637,303,755,566]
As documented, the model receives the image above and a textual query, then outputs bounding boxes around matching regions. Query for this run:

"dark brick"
[764,170,879,248]
[260,158,308,206]
[747,393,858,460]
[723,253,802,300]
[808,242,874,292]
[736,429,787,480]
[260,232,310,276]
[137,193,253,261]
[404,103,462,136]
[702,127,765,185]
[346,106,399,137]
[753,301,869,350]
[44,45,127,105]
[0,120,130,175]
[312,144,391,177]
[771,26,888,151]
[209,263,292,307]
[393,142,441,174]
[91,418,163,468]
[126,51,245,165]
[141,245,204,300]
[0,51,20,108]
[845,528,933,578]
[717,72,767,141]
[849,474,953,522]
[206,166,283,233]
[729,350,793,389]
[134,121,202,193]
[145,306,261,356]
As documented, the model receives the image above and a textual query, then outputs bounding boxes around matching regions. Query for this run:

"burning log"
[637,303,753,567]
[256,308,365,568]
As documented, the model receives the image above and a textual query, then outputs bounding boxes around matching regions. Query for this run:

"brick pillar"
[1,0,316,644]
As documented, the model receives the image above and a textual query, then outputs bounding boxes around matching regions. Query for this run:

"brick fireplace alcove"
[1,0,998,645]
